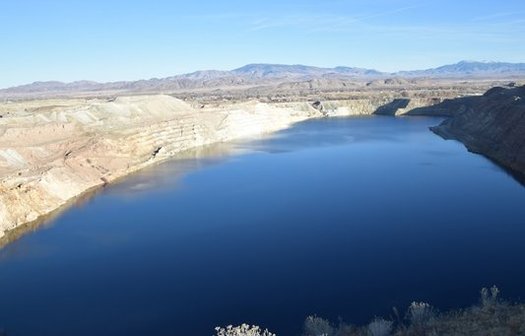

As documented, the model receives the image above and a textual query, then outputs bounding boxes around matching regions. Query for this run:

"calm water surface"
[1,116,525,335]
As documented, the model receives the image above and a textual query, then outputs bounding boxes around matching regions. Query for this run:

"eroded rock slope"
[409,85,525,176]
[0,95,325,240]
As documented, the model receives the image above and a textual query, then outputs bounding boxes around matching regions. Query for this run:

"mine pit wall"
[0,95,442,243]
[412,85,525,178]
[277,97,441,117]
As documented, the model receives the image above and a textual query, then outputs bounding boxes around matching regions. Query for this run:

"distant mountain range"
[230,64,384,78]
[397,61,525,77]
[2,61,524,96]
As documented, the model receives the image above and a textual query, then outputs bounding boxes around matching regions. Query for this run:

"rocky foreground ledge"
[409,85,525,177]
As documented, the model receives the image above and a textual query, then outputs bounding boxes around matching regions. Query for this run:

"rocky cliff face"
[0,87,512,244]
[0,96,328,242]
[0,93,446,243]
[408,85,525,176]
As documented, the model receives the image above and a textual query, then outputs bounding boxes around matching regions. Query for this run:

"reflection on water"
[1,116,525,336]
[0,142,238,249]
[0,187,106,251]
[106,142,240,197]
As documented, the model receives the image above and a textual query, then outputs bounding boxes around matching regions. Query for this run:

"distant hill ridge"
[2,61,525,95]
[398,61,525,77]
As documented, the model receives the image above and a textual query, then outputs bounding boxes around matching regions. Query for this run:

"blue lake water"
[1,116,525,335]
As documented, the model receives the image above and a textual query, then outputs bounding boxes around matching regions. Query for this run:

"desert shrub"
[215,324,275,336]
[304,315,335,336]
[334,323,361,336]
[480,285,500,308]
[367,318,392,336]
[406,302,434,326]
[216,287,522,336]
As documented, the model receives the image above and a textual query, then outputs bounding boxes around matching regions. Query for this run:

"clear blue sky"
[1,0,524,88]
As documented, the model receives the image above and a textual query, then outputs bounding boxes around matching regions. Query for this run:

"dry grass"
[302,287,525,336]
[215,288,525,335]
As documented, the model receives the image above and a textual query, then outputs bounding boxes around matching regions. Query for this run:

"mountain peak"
[2,61,524,95]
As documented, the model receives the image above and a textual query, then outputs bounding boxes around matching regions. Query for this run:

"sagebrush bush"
[303,315,335,336]
[367,318,392,336]
[406,301,434,325]
[215,324,275,336]
[480,285,499,308]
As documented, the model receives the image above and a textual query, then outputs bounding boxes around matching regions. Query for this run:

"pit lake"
[1,116,525,335]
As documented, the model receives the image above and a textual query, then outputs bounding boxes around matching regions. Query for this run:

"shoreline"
[1,85,522,247]
[416,85,525,180]
[0,140,257,248]
[0,95,330,245]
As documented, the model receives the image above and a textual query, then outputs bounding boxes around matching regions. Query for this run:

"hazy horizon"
[1,0,524,88]
[2,59,525,90]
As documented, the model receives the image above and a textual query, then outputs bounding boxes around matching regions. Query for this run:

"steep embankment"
[0,96,326,242]
[0,93,450,243]
[408,85,525,176]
